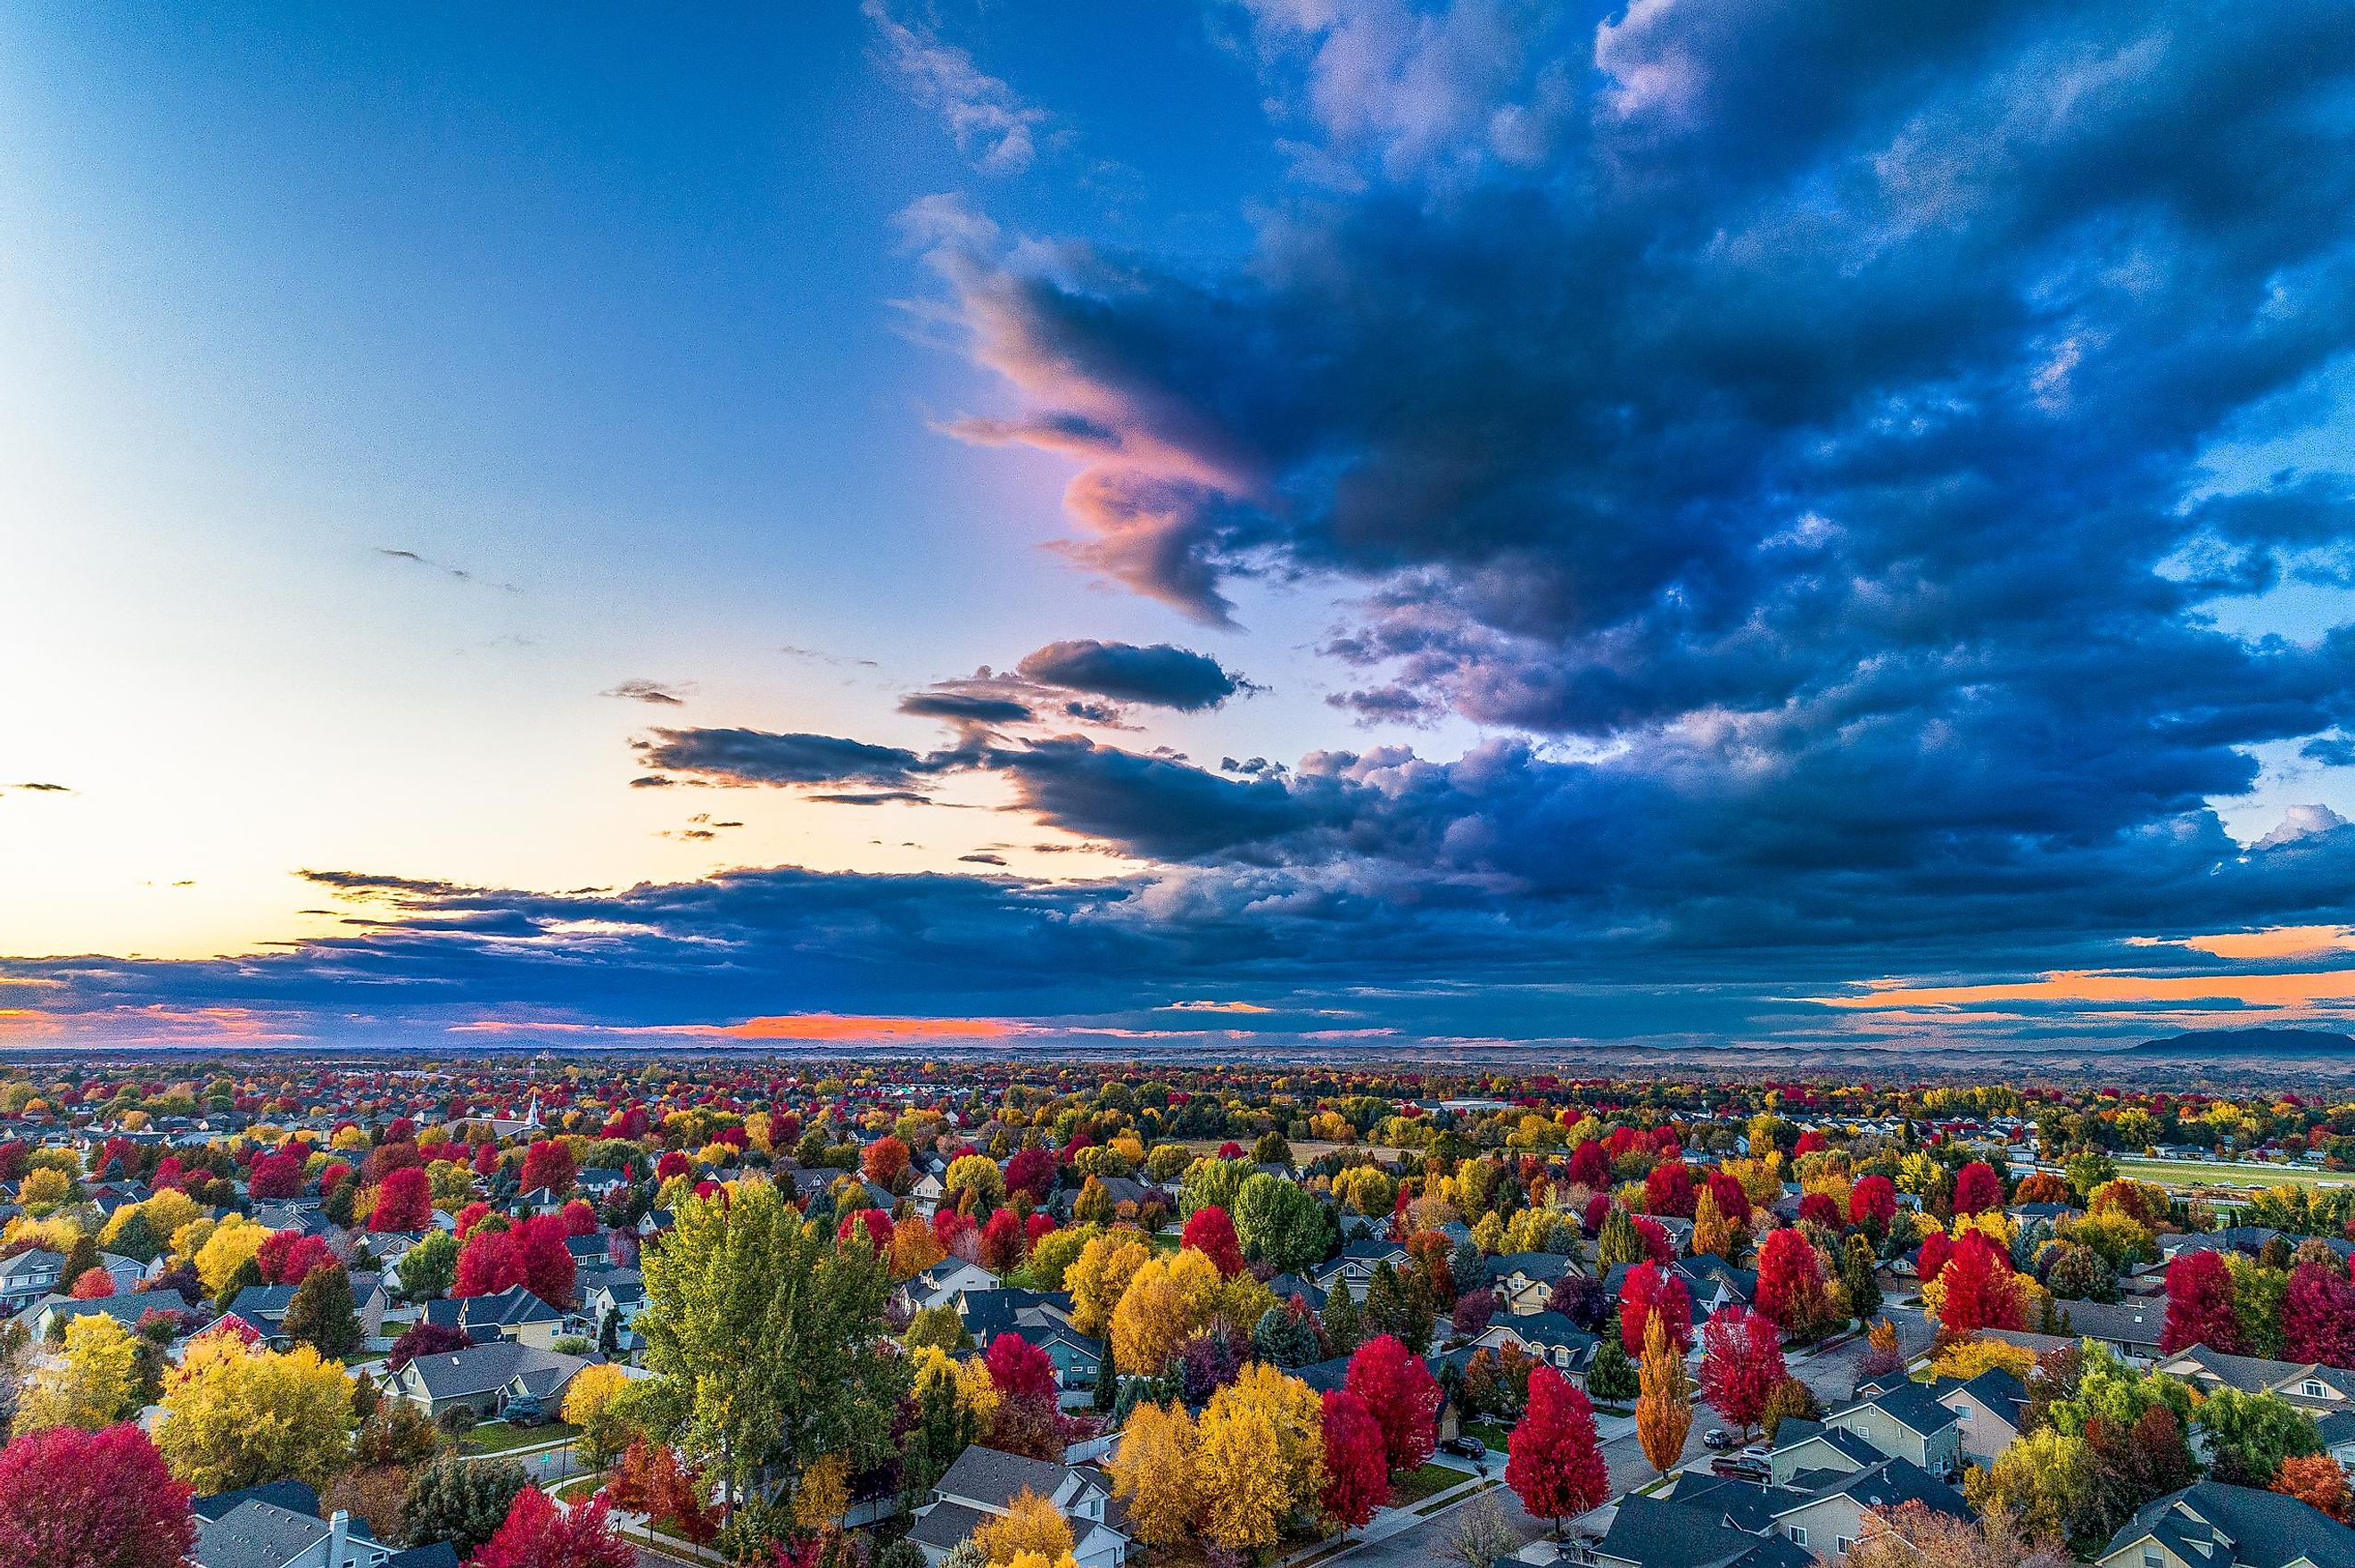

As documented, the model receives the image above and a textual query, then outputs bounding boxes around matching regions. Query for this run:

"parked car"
[1439,1435,1486,1459]
[1702,1428,1734,1450]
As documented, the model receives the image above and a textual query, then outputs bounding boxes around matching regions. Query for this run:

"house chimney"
[328,1508,350,1566]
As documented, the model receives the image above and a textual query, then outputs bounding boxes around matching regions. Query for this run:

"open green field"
[2111,1157,2346,1192]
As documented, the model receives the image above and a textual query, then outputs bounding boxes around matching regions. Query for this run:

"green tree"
[1596,1208,1645,1268]
[397,1229,459,1302]
[1232,1172,1325,1275]
[1585,1337,1639,1405]
[2195,1388,2322,1488]
[640,1181,904,1514]
[283,1266,361,1359]
[401,1455,527,1555]
[1322,1287,1362,1358]
[1839,1235,1881,1320]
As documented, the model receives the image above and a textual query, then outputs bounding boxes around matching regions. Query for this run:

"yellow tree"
[973,1489,1073,1565]
[1691,1189,1736,1260]
[793,1453,850,1529]
[1111,1250,1220,1376]
[194,1215,270,1298]
[1634,1311,1692,1474]
[888,1216,946,1282]
[12,1315,140,1434]
[1196,1364,1324,1552]
[157,1336,356,1493]
[1105,1400,1199,1548]
[561,1362,635,1466]
[1065,1234,1148,1337]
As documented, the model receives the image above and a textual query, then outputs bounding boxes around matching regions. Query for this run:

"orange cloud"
[1160,1000,1275,1014]
[1818,968,2355,1011]
[2129,925,2355,960]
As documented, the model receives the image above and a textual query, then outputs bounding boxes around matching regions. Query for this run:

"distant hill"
[2128,1027,2355,1056]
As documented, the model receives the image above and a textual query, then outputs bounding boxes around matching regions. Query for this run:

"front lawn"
[1389,1461,1475,1505]
[461,1419,578,1454]
[1462,1419,1516,1450]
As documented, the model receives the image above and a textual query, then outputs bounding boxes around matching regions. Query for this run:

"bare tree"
[1443,1494,1524,1568]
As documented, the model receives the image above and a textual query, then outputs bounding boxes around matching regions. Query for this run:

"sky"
[4,0,2355,1059]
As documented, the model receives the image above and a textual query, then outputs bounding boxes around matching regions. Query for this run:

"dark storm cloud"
[1014,640,1251,711]
[633,727,945,789]
[897,690,1038,725]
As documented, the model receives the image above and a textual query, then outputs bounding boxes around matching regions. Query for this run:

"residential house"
[2095,1480,2355,1568]
[0,1248,64,1313]
[905,1259,1002,1315]
[1817,1383,1964,1481]
[1310,1239,1410,1303]
[191,1479,456,1568]
[1765,1458,1970,1560]
[1472,1311,1599,1383]
[1588,1487,1809,1568]
[417,1285,579,1349]
[1929,1368,2030,1465]
[906,1446,1130,1568]
[384,1341,596,1424]
[1485,1252,1580,1316]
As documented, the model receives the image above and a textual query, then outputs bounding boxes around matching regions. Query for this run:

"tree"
[562,1363,637,1468]
[469,1486,634,1568]
[1617,1261,1691,1355]
[1841,1234,1883,1320]
[1195,1365,1324,1554]
[388,1322,470,1371]
[2161,1250,2242,1354]
[1843,1499,2073,1568]
[1343,1334,1439,1476]
[1505,1367,1607,1533]
[0,1422,194,1568]
[1848,1175,1897,1232]
[70,1267,115,1300]
[1757,1375,1819,1442]
[2195,1387,2322,1488]
[2284,1259,2355,1368]
[1953,1161,2004,1216]
[1318,1388,1388,1532]
[1929,1339,2037,1383]
[13,1315,140,1435]
[154,1337,355,1494]
[1586,1336,1639,1404]
[353,1399,443,1469]
[861,1136,911,1192]
[1964,1428,2095,1545]
[639,1182,900,1514]
[973,1488,1075,1566]
[1106,1400,1199,1548]
[517,1140,579,1200]
[402,1456,529,1557]
[1111,1249,1221,1377]
[1232,1173,1325,1275]
[1698,1306,1785,1439]
[1181,1207,1246,1277]
[283,1265,361,1359]
[371,1168,433,1233]
[2273,1453,2352,1523]
[398,1229,459,1301]
[1252,1303,1322,1368]
[1442,1495,1522,1568]
[1634,1310,1692,1474]
[257,1231,335,1287]
[193,1216,270,1300]
[1755,1227,1830,1337]
[1065,1234,1148,1338]
[1929,1232,2024,1334]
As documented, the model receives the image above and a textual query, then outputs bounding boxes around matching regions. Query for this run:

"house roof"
[1839,1379,1960,1440]
[1772,1420,1883,1471]
[193,1481,320,1523]
[1595,1492,1811,1568]
[1772,1457,1968,1522]
[2047,1297,2167,1348]
[2103,1480,2355,1568]
[397,1341,593,1401]
[193,1498,352,1568]
[419,1285,562,1332]
[907,1500,992,1552]
[933,1445,1071,1513]
[2162,1344,2355,1401]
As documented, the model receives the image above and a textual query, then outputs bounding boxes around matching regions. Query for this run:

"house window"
[2142,1552,2161,1568]
[2303,1380,2327,1398]
[1788,1526,1807,1547]
[1835,1539,1854,1556]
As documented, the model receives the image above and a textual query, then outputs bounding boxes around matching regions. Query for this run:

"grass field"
[1389,1461,1475,1505]
[461,1419,578,1455]
[2111,1157,2345,1192]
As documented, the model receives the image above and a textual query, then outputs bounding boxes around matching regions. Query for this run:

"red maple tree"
[2161,1250,2243,1354]
[1698,1305,1787,1437]
[1319,1388,1390,1531]
[1754,1227,1829,1334]
[1181,1206,1246,1276]
[1951,1161,2004,1216]
[517,1139,577,1197]
[1507,1366,1608,1531]
[469,1487,636,1568]
[1343,1333,1441,1473]
[0,1423,195,1568]
[370,1167,433,1233]
[1618,1261,1692,1355]
[1934,1232,2025,1334]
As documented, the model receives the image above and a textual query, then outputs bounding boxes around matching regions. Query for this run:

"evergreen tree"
[1596,1207,1645,1268]
[284,1265,361,1359]
[1322,1288,1363,1358]
[1840,1235,1882,1321]
[401,1456,528,1556]
[1585,1337,1638,1404]
[108,1208,161,1266]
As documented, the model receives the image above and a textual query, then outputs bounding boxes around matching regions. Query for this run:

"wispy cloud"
[376,547,518,593]
[864,0,1047,174]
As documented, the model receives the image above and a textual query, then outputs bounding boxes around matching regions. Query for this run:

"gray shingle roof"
[933,1445,1070,1512]
[193,1499,331,1568]
[398,1341,593,1401]
[2105,1480,2355,1568]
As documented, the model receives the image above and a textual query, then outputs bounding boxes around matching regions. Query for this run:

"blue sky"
[6,1,2355,1057]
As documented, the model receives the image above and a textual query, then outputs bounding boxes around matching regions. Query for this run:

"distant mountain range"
[2128,1027,2355,1056]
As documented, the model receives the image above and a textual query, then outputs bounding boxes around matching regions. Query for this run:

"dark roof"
[193,1499,335,1568]
[397,1341,593,1400]
[193,1481,320,1523]
[2047,1296,2167,1347]
[1773,1457,1968,1522]
[1841,1380,1959,1440]
[1595,1492,1811,1568]
[420,1285,562,1332]
[907,1500,992,1552]
[2104,1481,2355,1568]
[1772,1420,1881,1471]
[385,1546,462,1568]
[933,1445,1070,1512]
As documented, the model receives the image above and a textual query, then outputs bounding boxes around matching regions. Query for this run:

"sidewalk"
[1280,1472,1497,1565]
